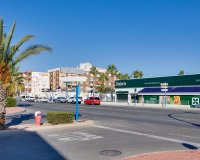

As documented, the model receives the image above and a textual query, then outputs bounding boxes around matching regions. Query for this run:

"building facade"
[22,71,49,97]
[115,74,200,107]
[48,63,118,97]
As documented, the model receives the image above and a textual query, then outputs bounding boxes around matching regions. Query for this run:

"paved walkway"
[5,106,200,160]
[124,150,200,160]
[6,107,26,116]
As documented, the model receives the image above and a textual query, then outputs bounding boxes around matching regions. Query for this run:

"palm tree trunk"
[0,101,6,129]
[0,84,6,130]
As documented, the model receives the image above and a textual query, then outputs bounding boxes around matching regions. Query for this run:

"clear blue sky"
[1,0,200,77]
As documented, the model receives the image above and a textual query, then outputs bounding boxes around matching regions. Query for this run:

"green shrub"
[46,112,74,125]
[6,97,17,107]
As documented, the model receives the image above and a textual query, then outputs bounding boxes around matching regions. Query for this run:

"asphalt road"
[2,102,200,160]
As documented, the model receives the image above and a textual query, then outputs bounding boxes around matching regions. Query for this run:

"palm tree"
[0,18,52,129]
[107,64,118,88]
[98,72,108,84]
[0,18,52,96]
[117,72,130,80]
[178,70,184,76]
[122,73,130,80]
[96,72,109,93]
[132,70,143,78]
[107,64,118,101]
[89,66,99,94]
[0,83,6,130]
[6,66,24,97]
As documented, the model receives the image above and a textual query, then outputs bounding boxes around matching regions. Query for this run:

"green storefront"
[115,74,200,107]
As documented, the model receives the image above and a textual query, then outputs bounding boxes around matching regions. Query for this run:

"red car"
[84,97,101,105]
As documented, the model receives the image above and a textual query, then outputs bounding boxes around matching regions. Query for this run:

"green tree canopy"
[132,70,143,78]
[178,70,185,76]
[89,66,99,91]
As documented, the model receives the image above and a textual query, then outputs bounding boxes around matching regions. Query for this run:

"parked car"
[67,96,82,104]
[35,97,42,102]
[84,97,101,105]
[17,95,26,102]
[26,96,35,102]
[41,97,48,103]
[54,97,67,103]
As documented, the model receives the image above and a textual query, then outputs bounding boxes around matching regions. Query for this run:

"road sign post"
[76,85,79,122]
[160,83,168,107]
[134,88,137,107]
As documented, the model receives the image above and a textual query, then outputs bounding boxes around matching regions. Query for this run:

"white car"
[25,96,35,102]
[40,97,48,102]
[35,97,48,103]
[67,96,82,104]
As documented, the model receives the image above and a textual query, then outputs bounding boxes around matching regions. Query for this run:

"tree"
[107,64,118,88]
[0,83,6,129]
[117,72,130,80]
[96,72,109,93]
[178,70,184,76]
[0,18,52,96]
[0,18,52,128]
[132,70,143,78]
[89,66,99,93]
[6,66,24,97]
[106,64,118,101]
[122,73,130,80]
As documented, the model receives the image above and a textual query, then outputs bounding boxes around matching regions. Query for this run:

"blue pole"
[164,90,166,107]
[76,85,79,122]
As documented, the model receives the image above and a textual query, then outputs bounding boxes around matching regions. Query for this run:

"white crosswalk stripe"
[48,132,103,142]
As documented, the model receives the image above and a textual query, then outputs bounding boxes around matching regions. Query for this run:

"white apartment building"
[23,71,49,97]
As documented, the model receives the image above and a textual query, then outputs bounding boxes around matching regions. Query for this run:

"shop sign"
[192,97,199,105]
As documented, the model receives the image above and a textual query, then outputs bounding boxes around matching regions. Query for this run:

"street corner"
[8,119,95,132]
[6,107,26,116]
[123,150,200,160]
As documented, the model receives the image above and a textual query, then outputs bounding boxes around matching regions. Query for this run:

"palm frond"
[8,35,34,63]
[0,18,3,46]
[13,44,52,66]
[3,20,16,61]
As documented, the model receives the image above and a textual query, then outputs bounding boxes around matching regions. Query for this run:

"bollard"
[35,111,42,126]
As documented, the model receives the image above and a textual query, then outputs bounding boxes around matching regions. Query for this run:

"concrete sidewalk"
[6,107,26,116]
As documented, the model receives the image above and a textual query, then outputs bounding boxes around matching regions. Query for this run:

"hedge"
[46,112,74,125]
[6,97,17,107]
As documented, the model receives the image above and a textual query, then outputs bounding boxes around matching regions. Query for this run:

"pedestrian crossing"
[48,132,103,142]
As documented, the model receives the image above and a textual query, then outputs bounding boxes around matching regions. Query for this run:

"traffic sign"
[161,89,168,92]
[160,83,168,89]
[160,83,168,86]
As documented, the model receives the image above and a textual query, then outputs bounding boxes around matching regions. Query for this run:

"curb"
[5,120,94,132]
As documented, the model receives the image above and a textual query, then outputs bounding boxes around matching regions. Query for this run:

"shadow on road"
[6,113,35,126]
[6,113,46,127]
[17,103,33,107]
[168,112,200,128]
[182,143,198,150]
[0,128,67,160]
